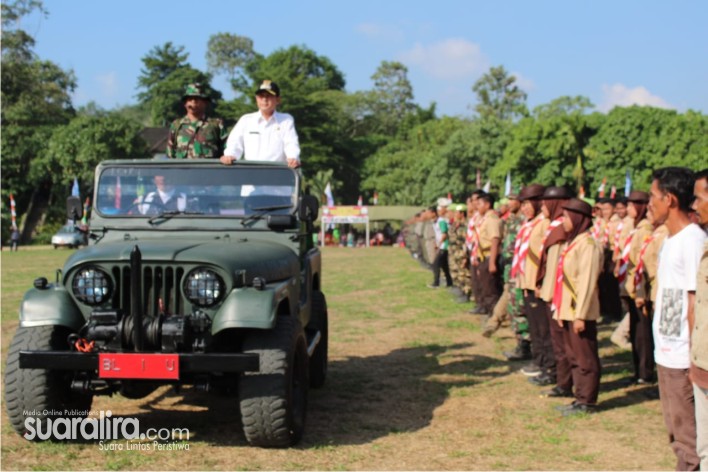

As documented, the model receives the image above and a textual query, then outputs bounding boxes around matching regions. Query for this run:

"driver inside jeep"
[137,175,187,214]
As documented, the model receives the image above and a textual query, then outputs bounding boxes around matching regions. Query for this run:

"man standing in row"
[690,169,708,470]
[221,80,301,168]
[650,167,705,471]
[167,83,227,159]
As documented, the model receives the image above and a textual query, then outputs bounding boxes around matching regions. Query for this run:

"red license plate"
[98,353,179,380]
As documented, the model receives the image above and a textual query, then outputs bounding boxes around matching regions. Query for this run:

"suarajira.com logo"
[22,410,190,442]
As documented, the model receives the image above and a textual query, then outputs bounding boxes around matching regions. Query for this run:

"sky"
[20,0,708,118]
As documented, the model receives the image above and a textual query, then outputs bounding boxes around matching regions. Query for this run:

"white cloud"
[598,83,673,112]
[398,38,489,80]
[355,22,404,43]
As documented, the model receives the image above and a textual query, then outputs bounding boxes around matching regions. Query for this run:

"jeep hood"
[63,239,300,283]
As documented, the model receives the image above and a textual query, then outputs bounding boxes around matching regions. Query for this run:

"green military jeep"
[5,159,328,447]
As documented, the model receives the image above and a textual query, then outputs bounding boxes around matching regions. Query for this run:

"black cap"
[255,80,280,97]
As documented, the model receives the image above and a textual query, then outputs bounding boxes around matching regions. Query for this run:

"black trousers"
[598,249,622,320]
[547,303,570,389]
[629,297,656,382]
[432,249,453,287]
[524,290,556,376]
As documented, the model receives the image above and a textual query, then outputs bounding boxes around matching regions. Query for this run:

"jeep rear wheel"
[4,325,93,439]
[238,316,309,448]
[308,290,328,388]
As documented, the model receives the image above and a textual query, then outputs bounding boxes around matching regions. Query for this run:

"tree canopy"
[3,5,707,243]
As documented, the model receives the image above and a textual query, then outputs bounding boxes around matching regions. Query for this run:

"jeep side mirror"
[267,214,297,231]
[299,195,319,222]
[66,196,83,222]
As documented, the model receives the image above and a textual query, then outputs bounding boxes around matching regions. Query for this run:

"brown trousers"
[547,305,571,390]
[476,258,501,313]
[657,365,700,471]
[562,320,600,405]
[524,290,555,375]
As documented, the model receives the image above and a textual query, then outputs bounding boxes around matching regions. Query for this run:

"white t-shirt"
[653,223,706,369]
[224,111,300,163]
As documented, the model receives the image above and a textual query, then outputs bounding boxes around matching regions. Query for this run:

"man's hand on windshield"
[220,155,236,165]
[287,158,300,168]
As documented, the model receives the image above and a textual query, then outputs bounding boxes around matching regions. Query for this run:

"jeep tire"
[5,326,93,438]
[238,316,309,448]
[308,290,328,388]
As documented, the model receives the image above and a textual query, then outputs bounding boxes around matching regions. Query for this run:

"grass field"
[0,246,675,470]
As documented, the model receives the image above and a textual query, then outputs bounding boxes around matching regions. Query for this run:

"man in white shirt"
[139,175,186,214]
[220,80,300,168]
[649,166,705,471]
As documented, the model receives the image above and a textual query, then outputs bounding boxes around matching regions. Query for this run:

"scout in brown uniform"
[619,191,654,384]
[535,186,574,391]
[553,199,603,415]
[517,184,550,377]
[597,198,623,321]
[470,193,503,314]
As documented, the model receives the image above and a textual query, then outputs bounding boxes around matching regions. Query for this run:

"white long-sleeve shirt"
[224,110,300,163]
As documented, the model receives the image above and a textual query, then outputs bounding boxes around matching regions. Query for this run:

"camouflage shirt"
[502,212,525,283]
[166,116,228,159]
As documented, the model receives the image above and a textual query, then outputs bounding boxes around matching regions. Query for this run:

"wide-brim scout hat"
[542,186,574,200]
[627,190,650,203]
[255,80,280,97]
[437,197,452,209]
[562,198,593,218]
[183,83,210,101]
[518,184,546,201]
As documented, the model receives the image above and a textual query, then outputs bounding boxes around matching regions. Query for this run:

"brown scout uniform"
[557,231,603,405]
[475,210,503,313]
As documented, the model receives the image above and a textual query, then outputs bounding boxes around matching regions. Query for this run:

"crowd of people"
[149,80,708,469]
[403,168,708,471]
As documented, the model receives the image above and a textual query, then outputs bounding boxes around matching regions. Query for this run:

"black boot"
[503,339,532,361]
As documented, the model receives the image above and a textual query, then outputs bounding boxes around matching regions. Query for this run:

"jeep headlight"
[72,267,112,305]
[184,268,224,307]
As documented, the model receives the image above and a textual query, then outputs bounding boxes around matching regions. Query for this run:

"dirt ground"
[0,246,675,470]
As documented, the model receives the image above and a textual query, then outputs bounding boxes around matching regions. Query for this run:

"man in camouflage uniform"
[166,83,227,159]
[448,204,471,302]
[485,196,529,357]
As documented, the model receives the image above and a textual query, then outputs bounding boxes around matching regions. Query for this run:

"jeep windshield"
[94,163,297,219]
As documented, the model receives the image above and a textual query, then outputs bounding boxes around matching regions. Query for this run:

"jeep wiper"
[241,205,293,226]
[148,210,204,225]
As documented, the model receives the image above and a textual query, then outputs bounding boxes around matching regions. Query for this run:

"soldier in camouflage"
[448,204,471,302]
[166,83,228,159]
[483,195,527,348]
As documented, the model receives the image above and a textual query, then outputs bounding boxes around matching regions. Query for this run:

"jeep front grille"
[110,265,186,317]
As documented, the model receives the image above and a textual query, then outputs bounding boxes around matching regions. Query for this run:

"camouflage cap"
[183,83,210,101]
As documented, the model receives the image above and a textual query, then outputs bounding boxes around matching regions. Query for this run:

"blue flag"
[624,170,632,196]
[72,178,80,197]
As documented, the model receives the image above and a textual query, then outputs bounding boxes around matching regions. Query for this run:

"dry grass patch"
[1,246,674,470]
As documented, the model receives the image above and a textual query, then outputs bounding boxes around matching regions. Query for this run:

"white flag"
[324,183,334,207]
[504,172,511,197]
[483,180,491,193]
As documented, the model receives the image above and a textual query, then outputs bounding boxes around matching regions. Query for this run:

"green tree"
[1,0,76,240]
[137,42,221,126]
[362,117,466,205]
[584,106,708,193]
[206,33,257,92]
[368,61,417,135]
[37,112,149,192]
[472,65,528,121]
[491,96,598,192]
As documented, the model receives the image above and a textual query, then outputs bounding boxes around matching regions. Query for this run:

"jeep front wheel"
[4,325,93,439]
[238,316,309,448]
